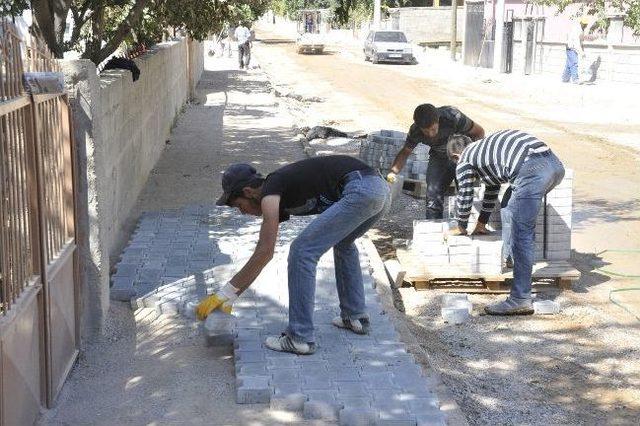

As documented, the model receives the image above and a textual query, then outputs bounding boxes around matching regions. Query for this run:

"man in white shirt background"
[562,18,587,83]
[234,22,252,69]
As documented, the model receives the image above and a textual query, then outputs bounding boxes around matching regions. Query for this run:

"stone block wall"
[62,38,204,340]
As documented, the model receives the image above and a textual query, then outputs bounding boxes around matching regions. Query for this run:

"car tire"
[372,54,379,64]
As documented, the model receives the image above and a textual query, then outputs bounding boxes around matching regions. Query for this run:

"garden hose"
[595,249,640,321]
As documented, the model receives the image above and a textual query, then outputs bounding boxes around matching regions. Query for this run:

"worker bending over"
[447,130,565,315]
[196,155,390,354]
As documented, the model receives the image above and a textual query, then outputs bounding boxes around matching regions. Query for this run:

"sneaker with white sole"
[485,296,534,316]
[264,334,316,355]
[332,316,370,335]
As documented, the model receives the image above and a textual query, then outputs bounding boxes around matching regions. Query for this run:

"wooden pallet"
[395,247,580,293]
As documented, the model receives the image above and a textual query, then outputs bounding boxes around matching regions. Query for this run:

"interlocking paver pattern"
[112,203,447,425]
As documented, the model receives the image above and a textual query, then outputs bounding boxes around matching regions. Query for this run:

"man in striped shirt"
[447,130,565,315]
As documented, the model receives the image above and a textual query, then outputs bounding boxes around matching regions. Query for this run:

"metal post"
[450,0,458,60]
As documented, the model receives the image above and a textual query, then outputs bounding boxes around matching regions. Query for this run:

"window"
[374,32,408,43]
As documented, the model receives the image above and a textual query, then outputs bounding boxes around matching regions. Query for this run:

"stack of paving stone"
[411,220,504,274]
[359,130,429,180]
[117,205,448,425]
[422,169,574,265]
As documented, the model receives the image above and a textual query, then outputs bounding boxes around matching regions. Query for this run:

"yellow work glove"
[196,283,239,320]
[386,172,397,184]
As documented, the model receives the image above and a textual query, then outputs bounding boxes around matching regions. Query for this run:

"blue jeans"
[501,152,565,299]
[562,48,579,83]
[286,172,391,343]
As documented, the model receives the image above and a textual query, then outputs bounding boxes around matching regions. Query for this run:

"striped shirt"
[455,130,550,228]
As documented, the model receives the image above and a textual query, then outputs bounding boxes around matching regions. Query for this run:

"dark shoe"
[264,333,316,355]
[485,296,534,316]
[332,317,370,335]
[505,256,514,269]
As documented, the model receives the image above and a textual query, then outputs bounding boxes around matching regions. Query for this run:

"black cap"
[216,163,261,206]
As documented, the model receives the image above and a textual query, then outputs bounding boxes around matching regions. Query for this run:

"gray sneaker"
[264,334,316,355]
[332,316,370,335]
[485,296,534,316]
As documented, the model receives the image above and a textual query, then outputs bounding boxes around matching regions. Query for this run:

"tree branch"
[81,0,149,64]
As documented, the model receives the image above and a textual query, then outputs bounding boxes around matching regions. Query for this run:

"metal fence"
[0,19,79,423]
[0,20,39,316]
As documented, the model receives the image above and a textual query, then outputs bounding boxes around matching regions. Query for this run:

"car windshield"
[374,32,407,43]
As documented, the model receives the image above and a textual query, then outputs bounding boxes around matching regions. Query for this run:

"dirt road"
[253,28,640,425]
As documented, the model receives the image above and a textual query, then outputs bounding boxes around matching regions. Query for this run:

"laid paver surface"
[124,202,447,425]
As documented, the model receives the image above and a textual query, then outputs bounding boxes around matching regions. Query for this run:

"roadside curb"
[361,238,470,426]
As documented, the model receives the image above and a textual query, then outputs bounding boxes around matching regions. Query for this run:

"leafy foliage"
[0,0,29,17]
[28,0,270,63]
[533,0,640,35]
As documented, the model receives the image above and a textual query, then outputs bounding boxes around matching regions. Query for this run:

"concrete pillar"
[493,0,505,72]
[373,0,381,29]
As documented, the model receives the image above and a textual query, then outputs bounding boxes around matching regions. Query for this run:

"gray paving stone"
[273,382,303,397]
[270,392,307,412]
[415,413,446,426]
[236,376,271,404]
[303,400,339,421]
[116,206,447,422]
[235,350,265,363]
[336,381,369,398]
[270,368,300,385]
[339,407,378,426]
[302,375,334,391]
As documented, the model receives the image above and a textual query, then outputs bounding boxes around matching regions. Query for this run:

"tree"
[533,0,640,35]
[27,0,270,64]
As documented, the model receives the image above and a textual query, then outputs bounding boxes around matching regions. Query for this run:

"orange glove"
[195,283,238,320]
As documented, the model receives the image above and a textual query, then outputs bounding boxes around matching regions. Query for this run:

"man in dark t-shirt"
[195,155,391,355]
[387,104,485,219]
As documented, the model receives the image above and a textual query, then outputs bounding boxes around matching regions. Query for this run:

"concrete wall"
[61,38,204,340]
[388,7,464,43]
[511,34,640,84]
[485,0,640,83]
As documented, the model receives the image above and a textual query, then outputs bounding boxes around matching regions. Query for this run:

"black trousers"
[238,42,251,68]
[425,152,457,219]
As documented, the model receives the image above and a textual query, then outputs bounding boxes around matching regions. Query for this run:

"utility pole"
[450,0,458,60]
[374,0,381,29]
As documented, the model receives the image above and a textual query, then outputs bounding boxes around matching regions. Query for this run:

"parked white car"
[363,30,416,64]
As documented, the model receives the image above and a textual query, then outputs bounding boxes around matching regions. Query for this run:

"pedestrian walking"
[386,104,485,219]
[235,22,252,69]
[562,18,587,83]
[196,155,391,354]
[446,130,565,315]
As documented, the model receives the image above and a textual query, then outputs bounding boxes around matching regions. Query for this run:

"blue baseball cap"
[216,163,262,206]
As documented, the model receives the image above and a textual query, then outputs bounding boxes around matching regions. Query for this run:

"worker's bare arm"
[230,195,280,294]
[389,145,414,175]
[467,122,485,141]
